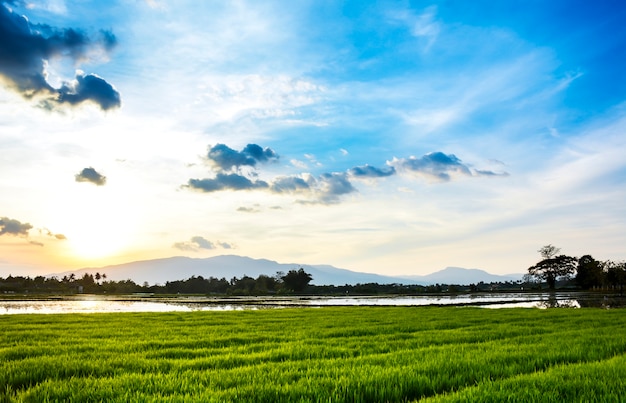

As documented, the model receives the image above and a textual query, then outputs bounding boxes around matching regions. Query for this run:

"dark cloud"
[349,164,396,178]
[271,173,357,204]
[389,152,509,180]
[75,167,107,186]
[173,236,234,252]
[0,216,32,236]
[207,143,278,171]
[186,173,269,192]
[242,143,278,163]
[0,3,120,110]
[57,72,121,111]
[0,216,65,246]
[270,176,311,194]
[187,142,507,205]
[388,152,472,181]
[316,172,357,204]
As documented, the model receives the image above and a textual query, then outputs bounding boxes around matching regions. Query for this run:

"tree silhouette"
[281,268,313,293]
[528,245,577,289]
[538,244,560,259]
[606,261,626,295]
[576,255,604,289]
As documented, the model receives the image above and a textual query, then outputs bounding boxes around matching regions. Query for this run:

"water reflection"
[1,299,191,314]
[0,292,623,314]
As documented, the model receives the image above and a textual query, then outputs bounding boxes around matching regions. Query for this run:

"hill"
[407,267,522,285]
[52,255,522,286]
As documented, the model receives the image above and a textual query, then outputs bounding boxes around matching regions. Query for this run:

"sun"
[48,185,139,263]
[65,223,132,261]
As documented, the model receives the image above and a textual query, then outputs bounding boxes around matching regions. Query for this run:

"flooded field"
[1,292,622,314]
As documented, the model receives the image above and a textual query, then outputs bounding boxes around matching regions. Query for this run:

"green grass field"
[1,307,625,402]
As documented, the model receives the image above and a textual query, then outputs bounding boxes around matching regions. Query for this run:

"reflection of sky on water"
[0,293,587,314]
[1,300,192,314]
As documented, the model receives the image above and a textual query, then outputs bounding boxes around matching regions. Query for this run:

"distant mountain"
[406,267,523,285]
[52,256,522,286]
[53,255,423,286]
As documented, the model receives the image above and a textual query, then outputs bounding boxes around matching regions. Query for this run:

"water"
[1,292,612,314]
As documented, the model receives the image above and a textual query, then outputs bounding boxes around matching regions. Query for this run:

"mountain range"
[53,255,523,286]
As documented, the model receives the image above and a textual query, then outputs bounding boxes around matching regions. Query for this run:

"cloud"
[217,241,234,249]
[173,236,234,252]
[75,167,107,186]
[190,236,215,250]
[270,172,357,204]
[386,5,440,52]
[206,143,278,171]
[237,205,261,213]
[388,152,509,182]
[270,175,311,194]
[316,172,357,203]
[0,217,66,246]
[0,3,120,110]
[388,152,472,181]
[187,143,506,204]
[474,169,510,178]
[349,164,396,178]
[0,216,32,237]
[186,173,269,192]
[57,72,121,111]
[40,228,67,240]
[188,170,357,205]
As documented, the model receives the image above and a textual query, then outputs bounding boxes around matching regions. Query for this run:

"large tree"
[605,260,626,295]
[281,268,313,293]
[528,245,577,289]
[576,255,604,290]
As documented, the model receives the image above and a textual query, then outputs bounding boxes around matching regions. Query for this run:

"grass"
[1,307,625,402]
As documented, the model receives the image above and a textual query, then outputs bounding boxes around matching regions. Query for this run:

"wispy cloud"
[386,5,440,52]
[173,236,234,252]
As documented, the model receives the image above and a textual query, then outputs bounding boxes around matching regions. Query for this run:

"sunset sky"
[1,0,625,278]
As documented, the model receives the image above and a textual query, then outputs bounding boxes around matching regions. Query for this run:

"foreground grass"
[1,307,625,402]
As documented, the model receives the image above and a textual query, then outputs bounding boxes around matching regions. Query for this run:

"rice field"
[1,307,625,402]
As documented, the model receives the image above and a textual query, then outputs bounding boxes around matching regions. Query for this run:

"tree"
[605,260,626,295]
[528,245,577,289]
[254,274,278,294]
[576,255,604,289]
[281,268,313,293]
[538,244,560,259]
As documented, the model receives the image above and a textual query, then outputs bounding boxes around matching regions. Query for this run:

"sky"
[1,0,625,279]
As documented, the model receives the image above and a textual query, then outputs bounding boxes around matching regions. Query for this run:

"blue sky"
[1,0,625,278]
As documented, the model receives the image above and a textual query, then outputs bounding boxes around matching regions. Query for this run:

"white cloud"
[385,5,441,51]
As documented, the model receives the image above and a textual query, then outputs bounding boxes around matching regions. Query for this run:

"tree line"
[0,268,315,295]
[1,268,525,296]
[527,244,626,292]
